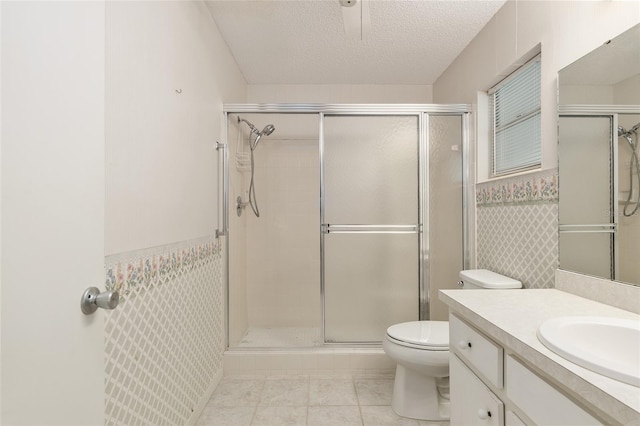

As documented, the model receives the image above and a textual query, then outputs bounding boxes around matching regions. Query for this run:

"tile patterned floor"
[196,374,450,426]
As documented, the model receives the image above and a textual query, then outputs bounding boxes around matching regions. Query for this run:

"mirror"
[558,23,640,286]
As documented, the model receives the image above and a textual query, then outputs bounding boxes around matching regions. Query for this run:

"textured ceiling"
[205,0,507,85]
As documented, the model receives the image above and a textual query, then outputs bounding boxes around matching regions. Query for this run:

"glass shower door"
[322,115,420,343]
[558,115,616,279]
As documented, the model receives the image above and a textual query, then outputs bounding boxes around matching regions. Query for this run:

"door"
[558,115,616,280]
[2,2,105,424]
[321,115,420,343]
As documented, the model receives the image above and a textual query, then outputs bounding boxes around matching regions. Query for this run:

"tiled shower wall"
[103,237,224,425]
[476,169,559,289]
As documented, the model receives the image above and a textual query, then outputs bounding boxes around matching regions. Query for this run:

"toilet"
[383,269,522,421]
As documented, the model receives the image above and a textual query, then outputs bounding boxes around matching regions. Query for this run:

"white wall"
[247,84,433,103]
[434,0,639,290]
[434,0,640,176]
[106,1,247,255]
[102,1,247,422]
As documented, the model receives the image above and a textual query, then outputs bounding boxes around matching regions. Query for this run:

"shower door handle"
[322,224,419,234]
[559,223,617,234]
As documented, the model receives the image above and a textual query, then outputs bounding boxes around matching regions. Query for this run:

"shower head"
[619,124,638,148]
[238,117,276,137]
[238,117,260,135]
[261,124,275,136]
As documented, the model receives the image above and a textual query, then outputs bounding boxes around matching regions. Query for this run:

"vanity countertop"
[440,288,640,425]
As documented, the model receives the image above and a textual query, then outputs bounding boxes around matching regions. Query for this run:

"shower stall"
[559,108,640,284]
[221,104,470,350]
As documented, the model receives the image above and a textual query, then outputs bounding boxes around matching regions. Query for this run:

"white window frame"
[489,55,542,177]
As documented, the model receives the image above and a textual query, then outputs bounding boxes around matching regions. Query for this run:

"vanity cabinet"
[450,353,504,425]
[449,313,603,426]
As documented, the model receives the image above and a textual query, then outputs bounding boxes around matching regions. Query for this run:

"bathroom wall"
[434,0,640,288]
[476,169,559,288]
[106,1,246,255]
[247,84,433,104]
[104,1,246,424]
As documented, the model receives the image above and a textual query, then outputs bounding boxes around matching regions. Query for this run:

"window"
[489,55,541,177]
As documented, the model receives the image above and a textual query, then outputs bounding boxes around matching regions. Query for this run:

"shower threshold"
[235,327,323,348]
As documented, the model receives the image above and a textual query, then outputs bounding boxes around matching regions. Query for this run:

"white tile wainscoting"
[104,237,224,425]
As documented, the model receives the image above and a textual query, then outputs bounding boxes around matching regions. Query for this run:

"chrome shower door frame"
[559,105,640,282]
[222,104,471,349]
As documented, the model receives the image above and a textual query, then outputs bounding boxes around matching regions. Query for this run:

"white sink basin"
[537,316,640,387]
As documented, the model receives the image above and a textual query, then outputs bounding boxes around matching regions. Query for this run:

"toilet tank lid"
[459,269,522,289]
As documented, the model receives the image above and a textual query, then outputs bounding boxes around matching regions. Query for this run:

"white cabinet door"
[506,410,526,426]
[450,354,504,426]
[2,2,105,424]
[506,356,602,426]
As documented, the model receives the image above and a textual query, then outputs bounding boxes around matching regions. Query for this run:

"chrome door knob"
[81,287,120,315]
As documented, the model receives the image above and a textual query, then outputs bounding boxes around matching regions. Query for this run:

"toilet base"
[391,364,450,421]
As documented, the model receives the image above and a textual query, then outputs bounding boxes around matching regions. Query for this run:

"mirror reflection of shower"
[237,117,275,217]
[618,122,640,217]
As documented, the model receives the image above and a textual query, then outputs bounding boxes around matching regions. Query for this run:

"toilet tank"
[459,269,522,289]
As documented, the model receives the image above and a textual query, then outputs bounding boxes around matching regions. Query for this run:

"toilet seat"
[386,321,449,351]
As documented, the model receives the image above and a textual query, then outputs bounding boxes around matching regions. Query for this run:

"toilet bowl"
[383,321,450,421]
[383,269,522,421]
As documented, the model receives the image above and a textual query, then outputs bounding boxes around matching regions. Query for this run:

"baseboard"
[185,370,223,425]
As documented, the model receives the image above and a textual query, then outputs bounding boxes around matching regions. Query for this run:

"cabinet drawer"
[451,354,504,426]
[450,313,503,388]
[506,355,602,425]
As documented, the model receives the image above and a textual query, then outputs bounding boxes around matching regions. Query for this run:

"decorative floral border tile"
[476,169,558,206]
[105,236,222,299]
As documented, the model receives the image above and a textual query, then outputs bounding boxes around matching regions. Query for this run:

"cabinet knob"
[477,408,492,420]
[458,340,472,350]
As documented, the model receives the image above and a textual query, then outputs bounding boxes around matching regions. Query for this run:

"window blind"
[490,56,541,176]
